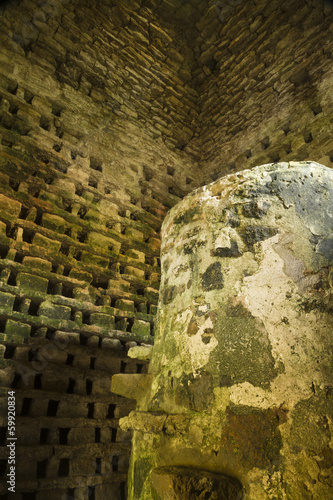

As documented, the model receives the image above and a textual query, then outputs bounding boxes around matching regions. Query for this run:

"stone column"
[118,161,333,499]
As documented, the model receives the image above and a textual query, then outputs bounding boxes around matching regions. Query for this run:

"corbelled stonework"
[0,0,332,498]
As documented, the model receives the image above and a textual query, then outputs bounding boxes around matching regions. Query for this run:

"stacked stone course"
[192,0,333,183]
[0,0,202,497]
[0,0,332,498]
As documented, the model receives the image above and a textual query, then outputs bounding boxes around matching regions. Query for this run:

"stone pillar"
[119,161,333,499]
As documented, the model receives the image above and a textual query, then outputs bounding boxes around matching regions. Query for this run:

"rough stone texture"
[0,0,201,496]
[151,466,243,500]
[0,0,332,497]
[190,0,333,183]
[123,162,333,499]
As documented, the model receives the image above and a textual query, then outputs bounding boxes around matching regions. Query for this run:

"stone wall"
[191,0,333,182]
[0,0,201,498]
[0,0,333,498]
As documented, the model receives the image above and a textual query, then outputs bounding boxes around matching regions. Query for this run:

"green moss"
[16,272,49,294]
[0,291,15,313]
[290,390,333,453]
[133,455,156,499]
[38,301,71,320]
[132,319,151,336]
[219,407,283,471]
[173,205,201,225]
[210,310,281,388]
[90,312,115,329]
[3,319,31,342]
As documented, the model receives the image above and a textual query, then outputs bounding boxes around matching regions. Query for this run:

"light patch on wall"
[174,309,218,378]
[238,233,332,408]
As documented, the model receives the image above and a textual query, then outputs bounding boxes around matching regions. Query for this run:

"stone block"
[124,227,143,240]
[72,352,91,369]
[22,256,52,272]
[70,454,95,476]
[16,454,37,480]
[124,266,145,278]
[115,318,128,331]
[0,291,14,313]
[57,400,87,418]
[51,177,76,196]
[67,427,95,445]
[102,338,123,351]
[94,402,109,420]
[90,312,115,329]
[108,278,130,291]
[69,269,93,283]
[95,355,121,372]
[54,330,80,346]
[125,248,145,262]
[131,319,150,336]
[111,373,152,401]
[88,231,120,252]
[128,345,152,360]
[32,233,62,253]
[144,287,159,303]
[16,420,40,445]
[29,399,49,418]
[94,483,123,500]
[80,250,109,268]
[115,299,134,312]
[93,376,113,396]
[42,213,67,234]
[38,301,71,320]
[3,319,31,342]
[13,346,29,361]
[38,372,68,393]
[38,344,68,364]
[149,304,158,315]
[73,286,96,303]
[86,334,99,347]
[16,272,48,294]
[0,194,21,217]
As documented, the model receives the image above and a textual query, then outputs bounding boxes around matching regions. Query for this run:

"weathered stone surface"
[128,344,153,360]
[151,466,243,500]
[16,272,49,294]
[126,162,333,500]
[0,291,15,313]
[0,193,21,216]
[0,0,332,495]
[111,374,152,401]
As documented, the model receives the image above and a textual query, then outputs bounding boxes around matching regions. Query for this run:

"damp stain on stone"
[219,407,283,471]
[240,225,279,248]
[211,240,242,258]
[241,200,270,219]
[211,314,280,388]
[174,206,202,225]
[162,285,177,304]
[316,238,333,261]
[183,239,206,255]
[289,391,332,453]
[187,317,199,336]
[201,262,224,291]
[175,372,214,411]
[227,296,253,318]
